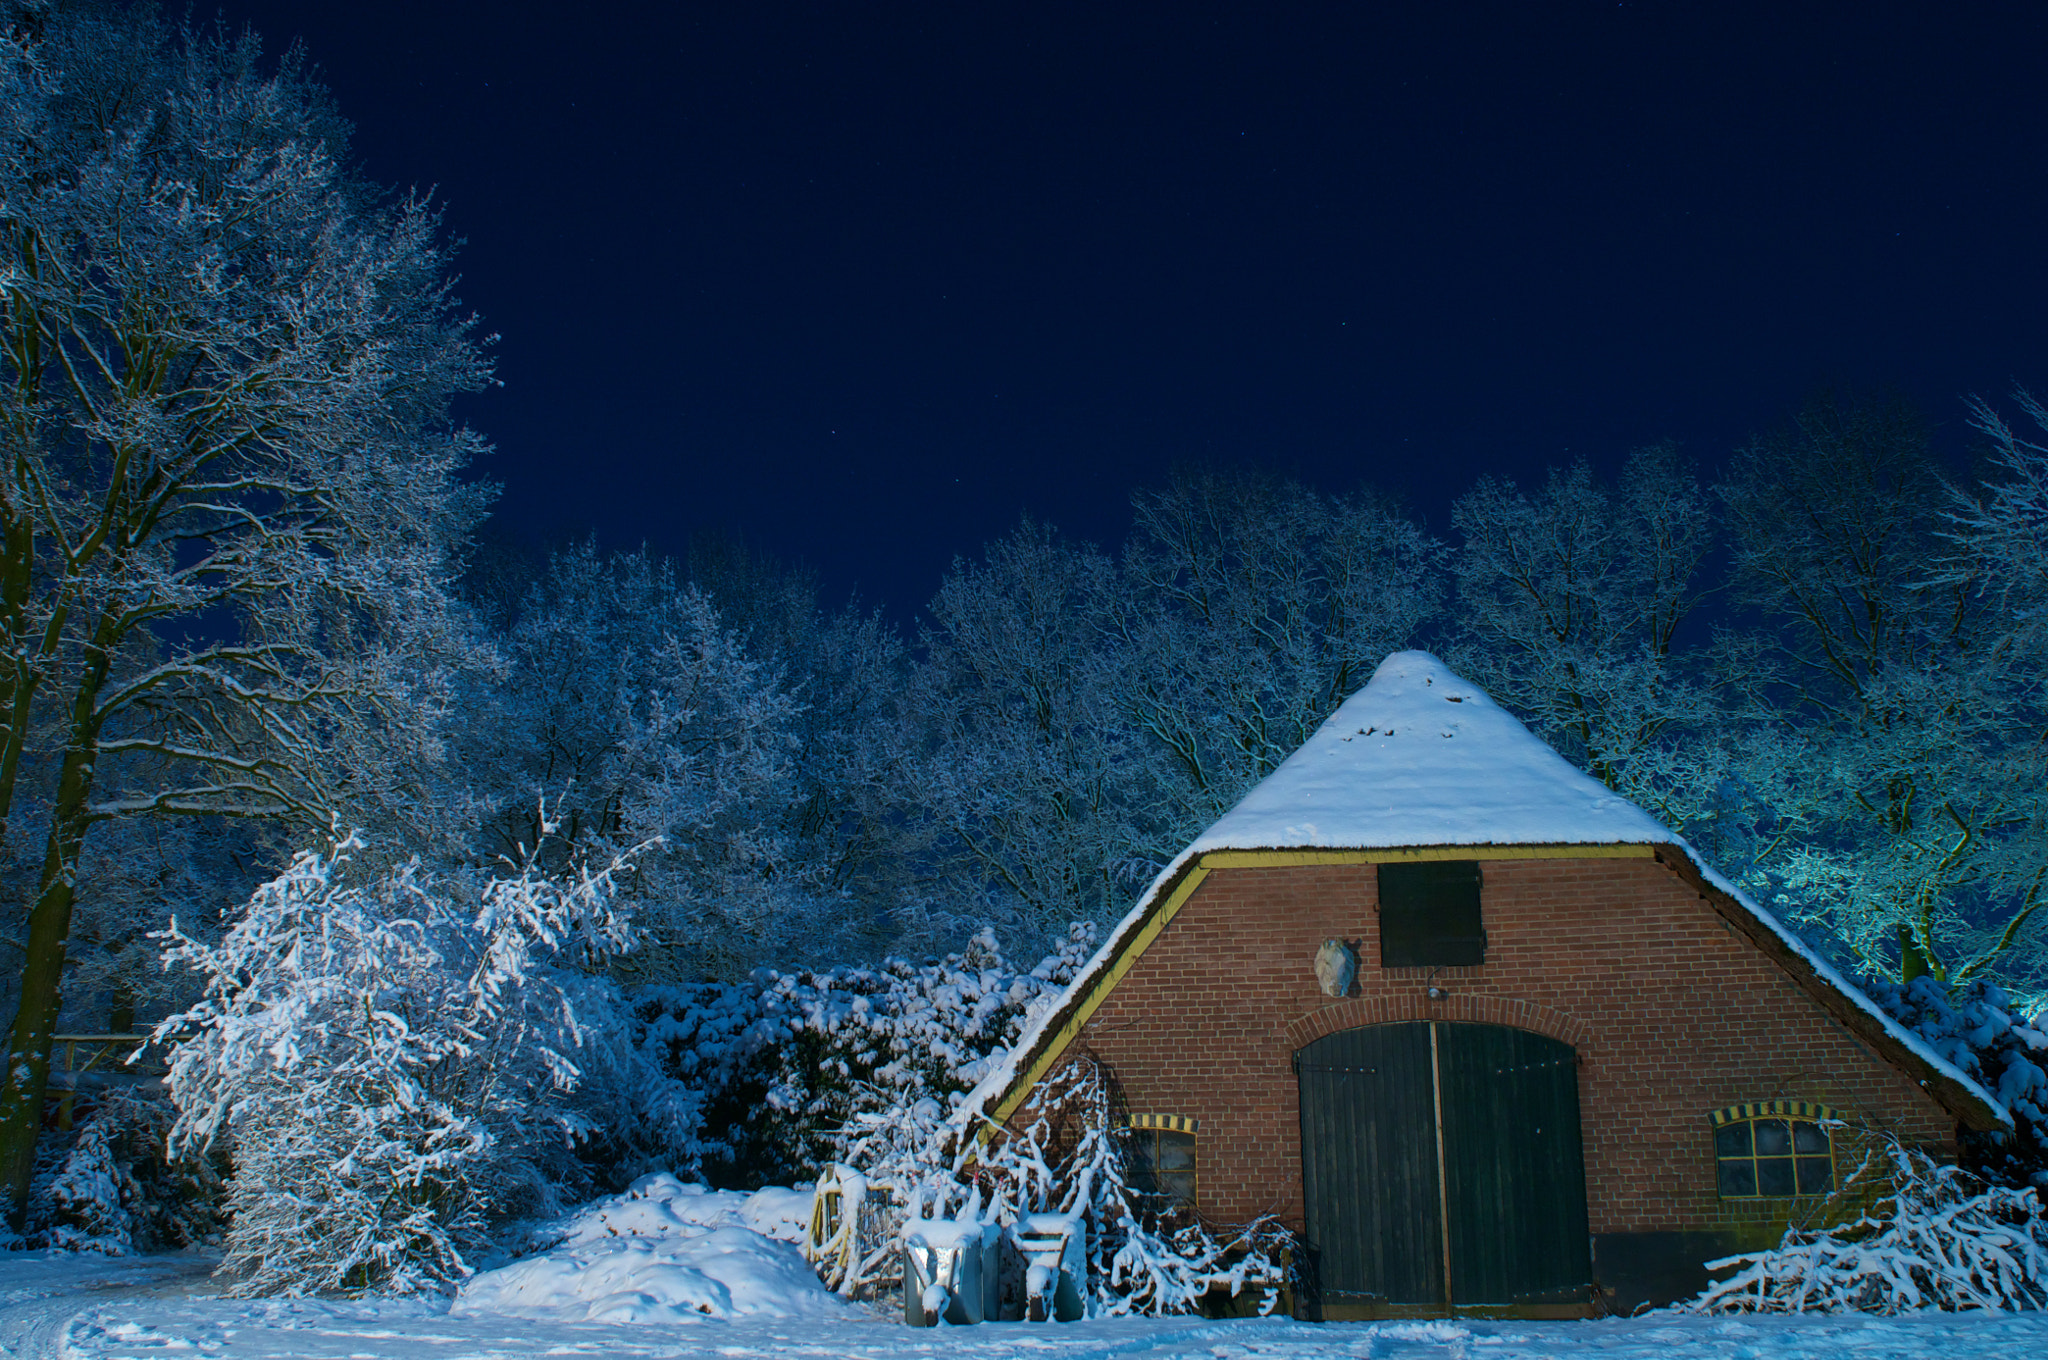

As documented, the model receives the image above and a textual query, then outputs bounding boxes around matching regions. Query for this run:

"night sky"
[213,2,2048,616]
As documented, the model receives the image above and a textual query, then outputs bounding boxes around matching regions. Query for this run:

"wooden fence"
[48,1033,158,1130]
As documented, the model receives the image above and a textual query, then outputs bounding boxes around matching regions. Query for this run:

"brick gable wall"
[1052,856,1956,1239]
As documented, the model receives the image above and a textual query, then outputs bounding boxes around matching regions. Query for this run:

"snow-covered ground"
[452,1174,840,1325]
[3,1178,2041,1359]
[0,1250,2039,1360]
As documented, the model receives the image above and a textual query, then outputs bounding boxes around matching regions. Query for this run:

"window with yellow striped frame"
[1124,1112,1198,1207]
[1710,1101,1836,1198]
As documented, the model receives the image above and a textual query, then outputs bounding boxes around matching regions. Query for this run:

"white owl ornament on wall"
[1314,938,1357,997]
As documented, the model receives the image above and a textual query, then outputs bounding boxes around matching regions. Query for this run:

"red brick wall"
[1054,856,1956,1236]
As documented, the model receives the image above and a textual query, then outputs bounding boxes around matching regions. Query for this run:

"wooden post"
[56,1038,75,1132]
[44,1036,147,1135]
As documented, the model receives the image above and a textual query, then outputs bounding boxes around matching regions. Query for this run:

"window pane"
[1792,1121,1830,1155]
[1717,1159,1757,1198]
[1753,1119,1792,1156]
[1756,1157,1796,1196]
[1157,1171,1196,1205]
[1714,1123,1752,1158]
[1126,1131,1158,1193]
[1156,1131,1196,1171]
[1796,1156,1834,1195]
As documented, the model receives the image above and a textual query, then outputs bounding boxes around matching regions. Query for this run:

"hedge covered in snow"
[629,934,1296,1316]
[628,924,1099,1185]
[1869,977,2048,1190]
[27,883,1103,1294]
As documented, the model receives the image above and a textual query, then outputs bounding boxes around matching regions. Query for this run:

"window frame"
[1708,1100,1837,1200]
[1124,1112,1199,1210]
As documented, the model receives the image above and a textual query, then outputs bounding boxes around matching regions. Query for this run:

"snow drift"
[453,1174,842,1325]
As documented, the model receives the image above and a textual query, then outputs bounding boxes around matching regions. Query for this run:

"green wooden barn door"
[1296,1021,1591,1315]
[1296,1023,1444,1307]
[1435,1023,1591,1307]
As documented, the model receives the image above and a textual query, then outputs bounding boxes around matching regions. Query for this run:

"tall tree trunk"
[0,633,108,1229]
[1897,922,1934,984]
[0,511,47,844]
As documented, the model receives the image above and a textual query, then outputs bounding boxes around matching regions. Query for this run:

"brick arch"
[1283,992,1594,1055]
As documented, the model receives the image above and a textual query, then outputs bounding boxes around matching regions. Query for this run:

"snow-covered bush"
[35,1122,131,1255]
[26,1089,222,1255]
[634,923,1293,1316]
[1868,976,2048,1190]
[631,923,1096,1183]
[154,831,650,1296]
[833,1056,1293,1316]
[978,1058,1292,1316]
[1693,1136,2048,1313]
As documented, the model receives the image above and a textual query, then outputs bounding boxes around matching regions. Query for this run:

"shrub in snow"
[631,923,1096,1184]
[832,1056,1293,1316]
[1868,976,2048,1190]
[31,1131,129,1256]
[985,1058,1292,1316]
[154,832,650,1296]
[1692,1135,2048,1313]
[26,1090,222,1255]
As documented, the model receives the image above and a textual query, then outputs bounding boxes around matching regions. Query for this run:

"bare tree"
[910,478,1445,946]
[1956,391,2048,667]
[1719,395,2046,995]
[1448,442,1722,821]
[1119,470,1445,833]
[910,519,1136,942]
[0,3,492,1221]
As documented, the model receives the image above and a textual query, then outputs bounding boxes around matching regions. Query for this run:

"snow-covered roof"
[963,651,2010,1135]
[1191,649,1674,853]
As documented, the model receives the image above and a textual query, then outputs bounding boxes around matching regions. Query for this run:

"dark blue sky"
[217,1,2048,615]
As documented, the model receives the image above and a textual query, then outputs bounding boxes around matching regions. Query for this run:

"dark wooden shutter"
[1378,860,1485,967]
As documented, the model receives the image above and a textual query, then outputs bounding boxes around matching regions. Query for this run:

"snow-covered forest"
[1,0,2046,1322]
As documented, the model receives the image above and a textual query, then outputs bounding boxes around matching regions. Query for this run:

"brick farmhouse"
[967,652,2009,1318]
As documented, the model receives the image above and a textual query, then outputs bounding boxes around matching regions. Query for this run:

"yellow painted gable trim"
[986,843,1658,1128]
[1200,844,1656,868]
[989,864,1208,1126]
